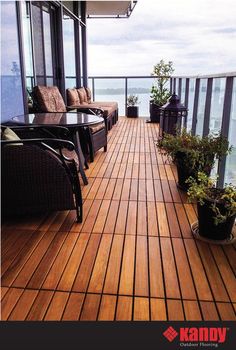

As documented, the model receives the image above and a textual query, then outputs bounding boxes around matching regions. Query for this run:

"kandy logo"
[163,327,227,343]
[180,328,227,343]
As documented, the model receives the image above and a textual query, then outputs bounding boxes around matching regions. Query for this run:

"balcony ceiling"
[87,1,137,18]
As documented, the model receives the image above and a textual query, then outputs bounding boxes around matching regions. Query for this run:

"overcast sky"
[87,0,236,76]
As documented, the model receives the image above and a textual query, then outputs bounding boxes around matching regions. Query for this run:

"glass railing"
[25,72,236,185]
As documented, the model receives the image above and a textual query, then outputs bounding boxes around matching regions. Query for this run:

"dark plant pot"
[197,198,236,240]
[149,101,161,123]
[175,152,214,191]
[127,106,139,118]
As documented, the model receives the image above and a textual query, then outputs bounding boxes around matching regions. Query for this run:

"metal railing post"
[202,78,213,137]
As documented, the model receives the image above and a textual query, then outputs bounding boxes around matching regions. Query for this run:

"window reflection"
[1,1,24,122]
[63,12,76,88]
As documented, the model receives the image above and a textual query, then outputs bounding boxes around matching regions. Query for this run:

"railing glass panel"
[93,78,126,115]
[195,79,207,136]
[181,78,186,104]
[225,77,236,185]
[186,78,195,131]
[127,78,154,116]
[209,77,226,134]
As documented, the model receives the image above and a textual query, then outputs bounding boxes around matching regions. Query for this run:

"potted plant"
[127,94,139,118]
[157,129,231,191]
[149,59,174,123]
[187,172,236,240]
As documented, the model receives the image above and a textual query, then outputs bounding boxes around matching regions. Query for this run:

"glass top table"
[11,112,104,185]
[12,112,104,127]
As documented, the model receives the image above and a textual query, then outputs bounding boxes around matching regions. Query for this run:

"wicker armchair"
[1,126,83,222]
[32,86,107,162]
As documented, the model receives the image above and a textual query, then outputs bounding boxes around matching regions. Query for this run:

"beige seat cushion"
[67,88,80,106]
[89,122,105,134]
[2,128,23,145]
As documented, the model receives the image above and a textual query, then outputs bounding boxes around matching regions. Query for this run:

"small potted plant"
[127,95,139,118]
[187,172,236,240]
[149,59,174,123]
[157,129,231,191]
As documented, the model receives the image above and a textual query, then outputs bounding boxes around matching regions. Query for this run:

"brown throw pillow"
[67,88,80,106]
[77,87,87,104]
[85,87,92,103]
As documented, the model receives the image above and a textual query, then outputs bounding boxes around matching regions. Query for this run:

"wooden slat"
[156,203,169,236]
[1,288,24,320]
[133,297,150,321]
[135,236,149,296]
[167,299,184,320]
[41,232,78,290]
[57,233,90,291]
[149,237,165,298]
[160,238,180,299]
[116,296,133,320]
[80,294,101,321]
[103,235,124,294]
[8,289,39,320]
[119,235,135,295]
[44,292,69,321]
[27,290,54,321]
[183,300,202,320]
[72,234,101,292]
[150,299,167,320]
[200,302,219,320]
[217,303,236,320]
[62,293,85,321]
[88,234,113,293]
[98,295,117,321]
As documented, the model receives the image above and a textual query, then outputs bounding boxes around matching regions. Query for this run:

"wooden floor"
[1,117,236,321]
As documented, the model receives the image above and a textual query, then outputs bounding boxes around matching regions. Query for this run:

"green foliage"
[127,94,139,106]
[150,60,174,106]
[157,129,231,176]
[187,172,236,225]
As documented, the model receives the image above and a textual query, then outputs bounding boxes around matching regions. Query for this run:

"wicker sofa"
[66,87,118,131]
[32,85,107,162]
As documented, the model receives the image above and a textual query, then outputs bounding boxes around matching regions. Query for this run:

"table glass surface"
[12,112,103,127]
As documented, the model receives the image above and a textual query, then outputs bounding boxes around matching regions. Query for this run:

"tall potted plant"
[149,59,174,123]
[187,172,236,240]
[158,129,231,191]
[127,95,139,118]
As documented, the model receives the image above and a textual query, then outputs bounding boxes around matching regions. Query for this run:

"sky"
[87,0,236,76]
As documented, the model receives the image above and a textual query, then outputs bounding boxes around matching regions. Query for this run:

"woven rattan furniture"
[1,126,83,222]
[31,86,107,163]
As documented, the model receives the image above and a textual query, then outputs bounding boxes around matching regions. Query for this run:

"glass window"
[186,79,195,131]
[1,1,24,122]
[209,78,226,134]
[195,79,207,136]
[31,2,45,85]
[225,78,236,185]
[63,12,76,88]
[21,1,34,90]
[43,9,53,78]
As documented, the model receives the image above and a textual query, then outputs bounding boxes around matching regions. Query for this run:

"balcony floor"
[1,117,236,321]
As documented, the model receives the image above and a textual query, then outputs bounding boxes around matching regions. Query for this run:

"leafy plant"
[157,129,231,176]
[150,59,174,106]
[127,95,139,106]
[187,172,236,225]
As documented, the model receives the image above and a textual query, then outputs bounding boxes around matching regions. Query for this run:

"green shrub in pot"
[157,129,231,190]
[187,172,236,240]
